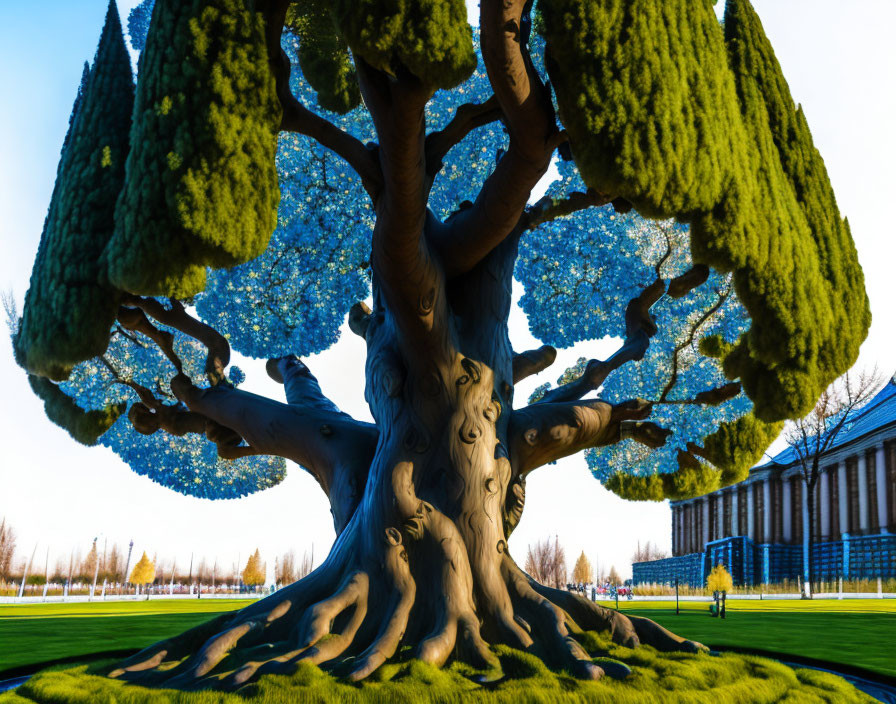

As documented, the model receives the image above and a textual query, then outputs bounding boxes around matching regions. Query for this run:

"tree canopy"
[11,0,868,506]
[129,551,156,585]
[241,548,266,586]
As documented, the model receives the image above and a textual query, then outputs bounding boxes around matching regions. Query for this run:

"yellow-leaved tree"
[129,552,155,588]
[706,564,733,593]
[242,549,266,587]
[572,551,592,584]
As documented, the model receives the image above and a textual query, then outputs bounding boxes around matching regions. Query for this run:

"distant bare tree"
[632,540,668,564]
[608,565,622,586]
[276,550,314,586]
[785,368,883,597]
[0,517,16,580]
[524,536,567,589]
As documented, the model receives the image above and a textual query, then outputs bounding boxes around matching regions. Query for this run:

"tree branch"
[426,0,559,278]
[509,398,656,476]
[348,301,372,340]
[170,373,376,532]
[538,279,666,404]
[424,96,501,184]
[116,306,182,373]
[260,0,382,200]
[522,190,613,231]
[667,265,710,298]
[122,296,231,385]
[512,345,557,384]
[653,382,742,406]
[657,287,730,403]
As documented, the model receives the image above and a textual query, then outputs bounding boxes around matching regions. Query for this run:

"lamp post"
[675,578,680,615]
[121,539,134,596]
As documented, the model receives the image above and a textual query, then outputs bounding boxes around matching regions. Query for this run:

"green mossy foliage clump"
[542,0,870,424]
[16,3,133,381]
[285,2,361,114]
[540,0,744,219]
[604,413,780,501]
[332,0,476,89]
[2,642,876,703]
[106,0,281,298]
[701,0,870,422]
[27,375,125,447]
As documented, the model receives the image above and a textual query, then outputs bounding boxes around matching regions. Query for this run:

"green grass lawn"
[615,598,896,677]
[1,598,893,680]
[0,600,256,674]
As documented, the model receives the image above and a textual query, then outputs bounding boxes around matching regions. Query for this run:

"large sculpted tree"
[10,0,869,690]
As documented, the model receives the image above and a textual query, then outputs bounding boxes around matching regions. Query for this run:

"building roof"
[758,377,896,470]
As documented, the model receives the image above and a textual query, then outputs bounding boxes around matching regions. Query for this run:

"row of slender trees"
[524,536,624,589]
[0,526,315,592]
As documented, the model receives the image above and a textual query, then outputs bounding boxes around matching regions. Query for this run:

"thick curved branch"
[510,398,655,476]
[427,0,559,278]
[522,190,613,231]
[260,0,382,200]
[512,345,556,384]
[170,374,376,533]
[265,355,344,415]
[101,356,246,455]
[538,279,666,404]
[357,60,448,361]
[348,301,372,340]
[122,296,231,384]
[667,265,710,298]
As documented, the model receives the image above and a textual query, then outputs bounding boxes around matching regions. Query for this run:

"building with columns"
[634,378,896,586]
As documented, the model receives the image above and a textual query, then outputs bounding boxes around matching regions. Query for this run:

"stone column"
[819,469,831,540]
[782,478,793,543]
[686,503,694,553]
[746,483,755,541]
[673,507,679,555]
[700,496,712,550]
[837,462,849,537]
[716,493,725,540]
[762,479,772,543]
[802,480,811,579]
[858,453,870,533]
[876,446,889,533]
[731,489,739,536]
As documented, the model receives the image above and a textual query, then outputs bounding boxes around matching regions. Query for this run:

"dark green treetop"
[27,374,126,447]
[332,0,476,89]
[285,1,361,114]
[15,1,133,381]
[541,0,869,424]
[105,0,281,298]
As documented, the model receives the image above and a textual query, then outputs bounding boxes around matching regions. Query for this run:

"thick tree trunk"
[109,238,703,690]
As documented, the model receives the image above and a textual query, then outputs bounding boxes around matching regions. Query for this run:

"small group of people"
[566,582,633,601]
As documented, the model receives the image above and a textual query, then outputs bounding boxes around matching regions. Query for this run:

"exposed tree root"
[109,534,704,691]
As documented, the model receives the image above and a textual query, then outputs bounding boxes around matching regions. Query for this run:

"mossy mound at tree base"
[1,634,875,704]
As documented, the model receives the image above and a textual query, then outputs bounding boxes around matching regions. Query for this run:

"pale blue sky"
[1,1,894,583]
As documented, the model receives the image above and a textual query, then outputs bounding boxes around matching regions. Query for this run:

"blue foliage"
[426,30,507,220]
[196,33,375,359]
[127,0,154,53]
[514,158,753,483]
[58,304,285,499]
